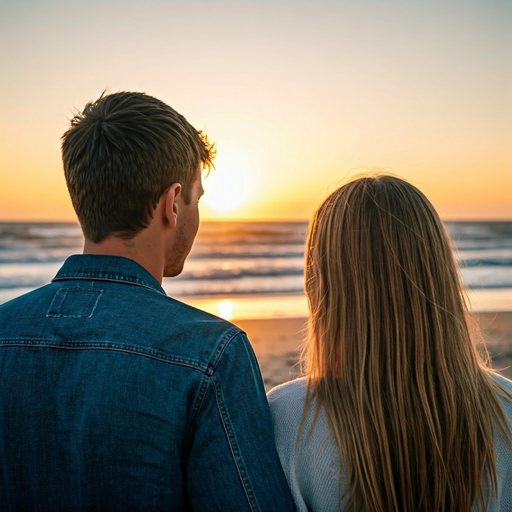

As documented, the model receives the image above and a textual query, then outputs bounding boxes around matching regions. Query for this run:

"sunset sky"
[1,0,510,221]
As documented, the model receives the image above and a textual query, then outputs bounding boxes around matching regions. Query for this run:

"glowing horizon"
[1,0,510,222]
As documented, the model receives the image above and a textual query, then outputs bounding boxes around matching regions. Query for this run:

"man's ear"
[163,183,182,229]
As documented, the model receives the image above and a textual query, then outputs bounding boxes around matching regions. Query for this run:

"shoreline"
[180,289,512,323]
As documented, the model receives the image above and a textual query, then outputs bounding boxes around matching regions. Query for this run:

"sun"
[202,153,252,216]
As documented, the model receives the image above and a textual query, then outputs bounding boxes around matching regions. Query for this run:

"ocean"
[0,221,511,318]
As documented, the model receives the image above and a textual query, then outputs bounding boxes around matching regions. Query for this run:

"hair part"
[302,174,512,511]
[61,91,215,243]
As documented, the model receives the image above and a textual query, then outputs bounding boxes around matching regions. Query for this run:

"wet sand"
[235,312,512,392]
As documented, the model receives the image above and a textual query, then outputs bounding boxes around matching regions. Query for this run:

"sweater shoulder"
[268,378,308,408]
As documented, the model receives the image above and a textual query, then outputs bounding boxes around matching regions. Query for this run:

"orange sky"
[1,0,511,222]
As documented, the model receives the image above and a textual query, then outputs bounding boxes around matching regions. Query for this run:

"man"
[0,92,295,511]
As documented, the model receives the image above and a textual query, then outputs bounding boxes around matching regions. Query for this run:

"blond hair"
[303,175,512,511]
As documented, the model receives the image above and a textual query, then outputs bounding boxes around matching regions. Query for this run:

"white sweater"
[268,374,512,512]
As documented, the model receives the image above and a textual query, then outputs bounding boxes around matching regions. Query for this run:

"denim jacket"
[0,255,295,511]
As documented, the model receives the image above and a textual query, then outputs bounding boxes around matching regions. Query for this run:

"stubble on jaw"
[163,220,196,278]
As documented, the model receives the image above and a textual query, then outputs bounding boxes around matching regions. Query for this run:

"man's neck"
[83,233,164,284]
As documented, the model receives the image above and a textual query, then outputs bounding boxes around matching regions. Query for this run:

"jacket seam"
[187,374,211,447]
[209,331,247,372]
[0,340,212,373]
[52,275,164,294]
[212,375,258,512]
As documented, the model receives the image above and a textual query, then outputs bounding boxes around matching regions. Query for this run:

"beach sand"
[236,317,307,392]
[476,312,512,379]
[236,312,512,392]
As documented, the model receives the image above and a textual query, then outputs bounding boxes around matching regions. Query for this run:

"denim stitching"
[54,272,146,284]
[188,374,210,444]
[52,275,164,294]
[212,375,258,512]
[46,287,104,319]
[0,339,210,372]
[208,330,247,374]
[191,375,210,424]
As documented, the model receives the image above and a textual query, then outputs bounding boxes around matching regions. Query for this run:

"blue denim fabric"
[0,255,295,511]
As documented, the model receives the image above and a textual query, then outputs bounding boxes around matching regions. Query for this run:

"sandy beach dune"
[236,312,512,392]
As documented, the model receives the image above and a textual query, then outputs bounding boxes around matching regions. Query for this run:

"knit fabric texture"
[268,374,512,512]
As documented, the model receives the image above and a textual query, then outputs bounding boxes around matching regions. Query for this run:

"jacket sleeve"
[186,331,296,512]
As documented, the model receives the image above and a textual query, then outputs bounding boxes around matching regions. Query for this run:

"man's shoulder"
[145,296,248,373]
[0,284,55,320]
[0,281,248,374]
[140,290,244,342]
[159,296,245,348]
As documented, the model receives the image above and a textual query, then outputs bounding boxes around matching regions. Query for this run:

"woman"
[268,175,512,511]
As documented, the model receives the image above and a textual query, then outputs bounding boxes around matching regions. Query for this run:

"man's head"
[61,91,214,244]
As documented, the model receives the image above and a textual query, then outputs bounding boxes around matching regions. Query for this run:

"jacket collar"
[52,254,166,295]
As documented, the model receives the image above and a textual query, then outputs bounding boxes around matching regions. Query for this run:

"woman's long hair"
[303,175,512,511]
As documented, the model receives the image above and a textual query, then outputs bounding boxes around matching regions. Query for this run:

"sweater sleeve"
[489,373,512,511]
[268,379,310,512]
[268,378,345,512]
